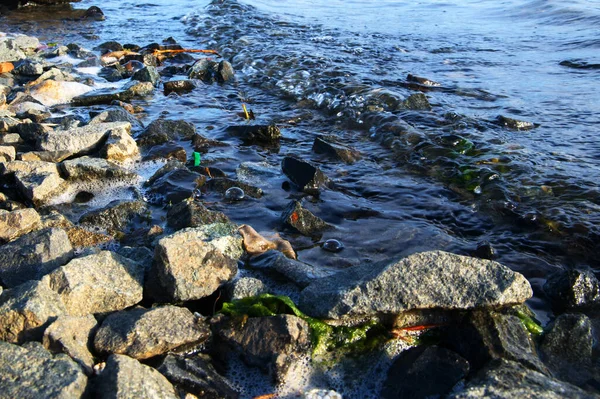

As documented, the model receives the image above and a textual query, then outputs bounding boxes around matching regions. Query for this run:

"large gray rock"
[137,119,196,148]
[166,198,230,230]
[0,279,66,343]
[61,156,138,181]
[449,359,595,399]
[299,251,532,319]
[0,160,59,177]
[78,200,147,233]
[44,251,144,316]
[72,81,154,106]
[0,341,87,399]
[15,170,68,207]
[0,228,73,288]
[100,128,140,162]
[43,315,98,375]
[149,227,239,302]
[94,354,178,399]
[93,305,210,360]
[38,122,131,156]
[29,79,94,107]
[0,208,42,243]
[0,38,26,62]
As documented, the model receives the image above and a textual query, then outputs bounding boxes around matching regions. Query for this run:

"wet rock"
[146,168,205,205]
[42,314,98,375]
[474,240,495,260]
[120,225,164,249]
[99,66,124,82]
[166,198,229,230]
[95,41,123,53]
[540,313,596,388]
[38,121,131,157]
[15,169,68,206]
[544,269,600,312]
[0,207,42,243]
[78,200,147,233]
[44,250,145,316]
[89,106,143,130]
[93,354,178,399]
[137,118,196,148]
[72,81,154,106]
[249,250,334,288]
[281,200,331,236]
[0,279,66,343]
[496,115,537,131]
[406,74,441,87]
[0,145,16,162]
[61,156,138,181]
[143,159,186,186]
[148,227,238,302]
[143,141,187,162]
[189,59,235,83]
[156,354,240,399]
[66,226,113,248]
[559,60,600,70]
[16,108,52,123]
[117,246,154,267]
[226,124,281,146]
[214,314,311,382]
[0,227,73,288]
[29,79,94,107]
[448,359,595,399]
[94,305,210,360]
[238,224,297,260]
[312,136,361,164]
[132,65,161,86]
[13,59,44,76]
[164,79,196,95]
[225,277,268,301]
[100,127,140,162]
[281,156,330,195]
[206,177,263,198]
[0,341,87,398]
[402,93,432,110]
[381,346,469,399]
[299,250,533,319]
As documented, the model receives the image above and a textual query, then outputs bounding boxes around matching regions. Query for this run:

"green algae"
[515,308,544,336]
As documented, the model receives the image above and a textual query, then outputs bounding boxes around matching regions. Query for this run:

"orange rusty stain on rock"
[0,62,14,74]
[290,211,299,223]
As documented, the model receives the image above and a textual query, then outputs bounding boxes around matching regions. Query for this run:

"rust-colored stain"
[0,62,14,74]
[290,211,299,222]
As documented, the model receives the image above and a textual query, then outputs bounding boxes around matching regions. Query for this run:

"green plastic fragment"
[193,151,201,166]
[515,309,544,335]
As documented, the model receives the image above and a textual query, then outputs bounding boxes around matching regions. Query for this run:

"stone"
[281,200,331,236]
[281,156,330,195]
[226,124,281,146]
[188,59,235,83]
[225,277,268,301]
[66,227,112,248]
[0,341,87,398]
[145,168,205,206]
[166,198,230,230]
[61,156,138,181]
[163,79,196,95]
[117,246,154,268]
[13,59,44,76]
[137,119,196,148]
[15,122,52,143]
[0,145,16,162]
[0,38,26,62]
[120,225,164,249]
[100,128,140,162]
[248,250,334,288]
[496,115,537,131]
[312,136,361,164]
[0,208,42,243]
[156,354,240,399]
[149,227,238,302]
[29,80,94,107]
[38,121,131,156]
[72,81,154,106]
[217,60,235,82]
[42,315,98,375]
[15,170,68,207]
[44,251,144,316]
[142,141,187,162]
[93,354,178,399]
[206,177,263,199]
[448,359,595,399]
[299,250,533,319]
[544,269,600,312]
[132,66,161,86]
[381,346,469,399]
[402,93,432,110]
[0,228,73,288]
[238,224,297,260]
[0,279,66,343]
[214,314,311,382]
[78,200,147,233]
[0,160,60,177]
[89,107,143,130]
[93,305,210,359]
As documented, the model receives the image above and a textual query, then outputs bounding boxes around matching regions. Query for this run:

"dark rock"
[143,159,186,187]
[164,79,196,95]
[559,60,600,70]
[117,246,154,267]
[189,59,235,83]
[206,177,263,199]
[402,93,432,110]
[15,122,51,143]
[122,53,158,67]
[145,168,205,205]
[407,74,441,87]
[281,156,330,195]
[225,277,267,301]
[248,250,335,288]
[132,65,161,87]
[0,341,87,398]
[137,118,196,147]
[142,141,187,162]
[299,250,532,320]
[474,240,495,259]
[213,314,311,382]
[217,60,235,83]
[312,136,361,164]
[89,106,143,130]
[281,200,331,236]
[99,66,124,82]
[157,354,240,399]
[0,227,73,288]
[381,346,469,399]
[191,132,227,152]
[78,200,147,233]
[496,115,537,131]
[94,305,210,359]
[93,354,178,399]
[226,124,281,146]
[544,269,600,312]
[13,59,44,76]
[166,198,230,230]
[72,81,154,106]
[95,41,123,53]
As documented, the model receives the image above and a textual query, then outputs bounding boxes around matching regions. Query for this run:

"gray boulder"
[0,341,87,399]
[225,277,267,301]
[78,200,147,233]
[61,156,138,181]
[94,354,178,399]
[38,121,131,156]
[15,170,68,207]
[299,250,532,319]
[0,228,73,288]
[100,128,140,162]
[43,315,98,375]
[93,305,210,360]
[0,208,42,243]
[166,198,230,230]
[72,81,154,106]
[137,118,196,148]
[132,66,161,87]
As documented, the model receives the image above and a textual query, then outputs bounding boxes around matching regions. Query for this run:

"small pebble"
[224,186,245,201]
[321,239,344,253]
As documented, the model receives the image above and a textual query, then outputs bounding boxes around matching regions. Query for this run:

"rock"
[149,227,238,302]
[540,313,596,388]
[496,115,537,131]
[0,159,60,177]
[0,38,26,62]
[217,60,235,82]
[137,119,196,148]
[15,170,68,207]
[448,359,595,399]
[281,156,330,195]
[78,200,146,233]
[0,145,16,162]
[206,177,263,199]
[100,127,140,162]
[42,314,98,375]
[72,81,154,106]
[166,198,230,230]
[226,124,281,146]
[117,246,154,267]
[0,227,73,288]
[214,314,311,382]
[89,106,143,130]
[163,79,196,95]
[132,65,161,86]
[236,161,280,186]
[0,279,66,343]
[142,141,187,162]
[312,136,361,164]
[0,208,42,243]
[61,156,138,182]
[143,159,186,186]
[146,168,205,206]
[0,341,87,398]
[44,250,144,316]
[544,269,600,312]
[38,121,131,157]
[93,354,178,399]
[249,250,334,288]
[299,250,533,319]
[406,74,441,87]
[281,200,331,236]
[94,306,210,359]
[120,225,164,249]
[99,66,125,82]
[13,59,44,76]
[188,59,235,83]
[402,93,432,110]
[27,67,76,86]
[238,224,297,260]
[225,277,267,301]
[381,346,469,399]
[156,354,240,399]
[29,80,94,107]
[15,122,52,144]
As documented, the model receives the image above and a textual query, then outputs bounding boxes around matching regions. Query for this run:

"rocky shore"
[2,9,600,399]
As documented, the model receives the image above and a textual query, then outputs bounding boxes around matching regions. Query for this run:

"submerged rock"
[137,118,196,147]
[226,124,281,146]
[299,250,532,319]
[206,177,263,199]
[312,136,361,164]
[163,79,196,95]
[145,168,205,206]
[281,200,331,236]
[281,156,330,195]
[495,115,537,131]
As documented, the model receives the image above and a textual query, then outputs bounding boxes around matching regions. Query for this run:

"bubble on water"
[473,185,482,195]
[193,188,203,201]
[321,239,344,253]
[225,186,245,201]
